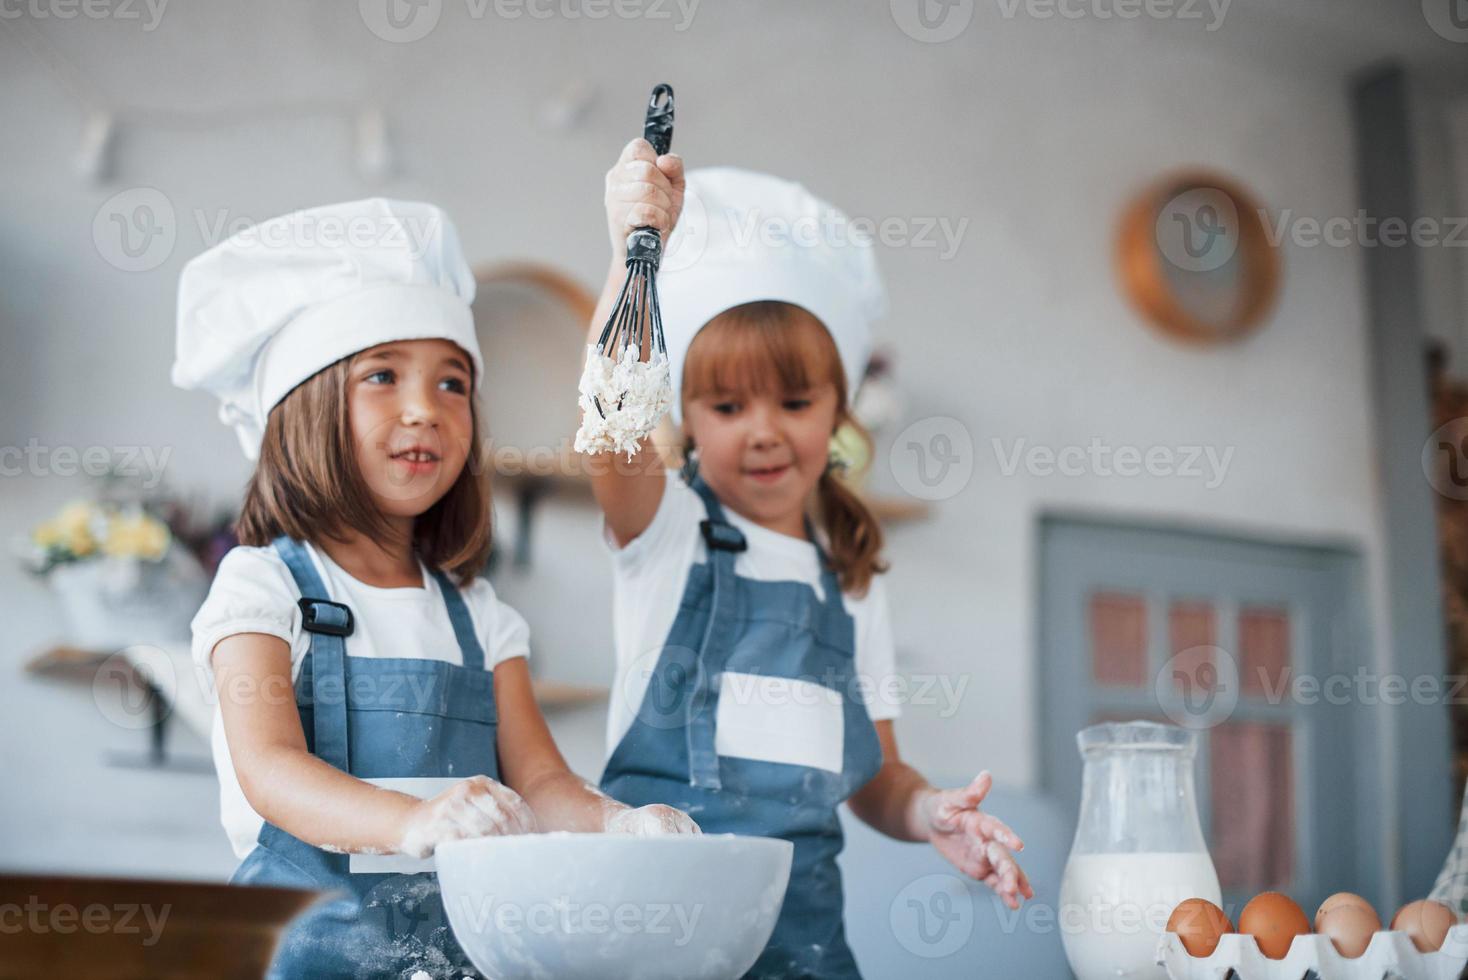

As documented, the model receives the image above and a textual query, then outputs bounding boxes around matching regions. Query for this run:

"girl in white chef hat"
[586,144,1034,979]
[174,197,697,980]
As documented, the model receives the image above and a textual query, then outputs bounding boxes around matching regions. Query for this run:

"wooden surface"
[23,644,606,710]
[0,873,320,979]
[24,644,113,680]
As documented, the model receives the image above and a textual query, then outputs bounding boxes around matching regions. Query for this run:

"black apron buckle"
[700,519,748,553]
[298,597,354,637]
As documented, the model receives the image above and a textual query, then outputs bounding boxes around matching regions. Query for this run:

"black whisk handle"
[643,83,674,157]
[626,84,674,270]
[625,227,662,268]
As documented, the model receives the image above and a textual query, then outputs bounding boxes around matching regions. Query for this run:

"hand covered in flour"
[605,137,684,260]
[605,803,701,837]
[397,775,538,859]
[920,771,1034,910]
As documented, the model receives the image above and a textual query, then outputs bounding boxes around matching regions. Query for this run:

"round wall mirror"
[472,263,593,468]
[1116,171,1281,344]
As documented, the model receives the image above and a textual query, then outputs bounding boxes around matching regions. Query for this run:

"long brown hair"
[234,355,494,584]
[681,300,887,596]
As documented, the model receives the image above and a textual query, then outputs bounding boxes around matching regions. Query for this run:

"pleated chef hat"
[172,198,482,460]
[659,167,888,424]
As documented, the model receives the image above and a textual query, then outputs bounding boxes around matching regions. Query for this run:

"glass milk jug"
[1059,721,1221,980]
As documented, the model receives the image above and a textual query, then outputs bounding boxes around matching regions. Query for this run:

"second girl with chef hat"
[584,143,1035,979]
[174,197,697,979]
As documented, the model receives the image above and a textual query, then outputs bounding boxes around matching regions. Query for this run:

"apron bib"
[601,478,883,980]
[230,536,498,979]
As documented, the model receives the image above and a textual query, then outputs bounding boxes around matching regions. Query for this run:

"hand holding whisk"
[575,84,678,460]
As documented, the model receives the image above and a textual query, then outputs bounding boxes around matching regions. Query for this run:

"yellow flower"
[32,520,62,549]
[102,513,170,560]
[101,519,129,557]
[140,520,169,560]
[127,516,169,561]
[56,500,96,536]
[66,526,96,557]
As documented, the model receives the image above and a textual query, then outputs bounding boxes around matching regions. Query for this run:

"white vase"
[48,546,208,651]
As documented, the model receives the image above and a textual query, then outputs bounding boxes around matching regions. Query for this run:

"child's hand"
[604,138,684,262]
[397,775,538,858]
[605,803,701,837]
[920,771,1034,910]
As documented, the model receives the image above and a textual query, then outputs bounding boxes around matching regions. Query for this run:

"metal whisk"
[590,83,675,419]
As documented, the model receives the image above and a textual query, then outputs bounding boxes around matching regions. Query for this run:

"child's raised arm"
[582,137,684,547]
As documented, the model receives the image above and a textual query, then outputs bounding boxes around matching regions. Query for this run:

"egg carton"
[1156,924,1468,980]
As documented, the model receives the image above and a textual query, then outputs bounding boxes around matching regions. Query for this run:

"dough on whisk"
[574,343,672,460]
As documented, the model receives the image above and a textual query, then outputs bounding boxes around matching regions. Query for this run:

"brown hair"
[681,300,887,596]
[234,355,494,585]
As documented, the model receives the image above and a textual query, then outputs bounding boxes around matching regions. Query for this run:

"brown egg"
[1166,898,1233,958]
[1239,892,1312,960]
[1315,892,1375,930]
[1317,902,1380,958]
[1391,899,1458,953]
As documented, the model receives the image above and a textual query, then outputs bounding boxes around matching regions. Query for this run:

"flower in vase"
[102,512,170,561]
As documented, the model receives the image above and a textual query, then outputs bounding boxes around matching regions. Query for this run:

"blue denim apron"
[600,478,883,979]
[230,536,498,979]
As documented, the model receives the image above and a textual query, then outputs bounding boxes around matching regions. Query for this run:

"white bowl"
[436,833,793,980]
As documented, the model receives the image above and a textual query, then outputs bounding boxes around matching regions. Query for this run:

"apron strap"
[689,476,737,538]
[429,567,486,671]
[803,515,848,616]
[272,536,351,773]
[686,478,748,791]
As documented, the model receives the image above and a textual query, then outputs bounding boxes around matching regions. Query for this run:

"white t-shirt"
[604,474,901,759]
[190,541,529,859]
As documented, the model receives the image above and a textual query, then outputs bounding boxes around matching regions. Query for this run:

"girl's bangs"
[681,301,845,404]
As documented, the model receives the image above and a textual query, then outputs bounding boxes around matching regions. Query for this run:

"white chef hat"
[172,197,482,460]
[658,167,888,424]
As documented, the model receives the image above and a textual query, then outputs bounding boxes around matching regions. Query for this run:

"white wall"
[2,0,1460,878]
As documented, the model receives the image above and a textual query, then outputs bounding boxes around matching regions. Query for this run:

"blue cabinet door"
[1038,517,1378,914]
